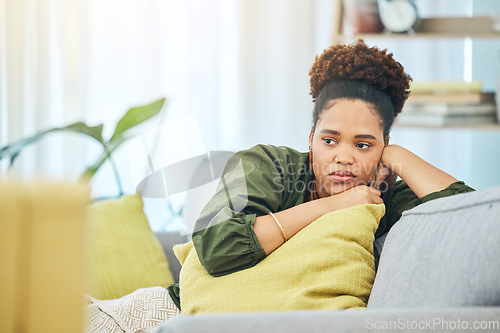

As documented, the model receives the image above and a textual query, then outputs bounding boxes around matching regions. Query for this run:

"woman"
[178,40,473,285]
[87,40,474,332]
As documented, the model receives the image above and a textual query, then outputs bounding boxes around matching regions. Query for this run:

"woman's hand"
[255,184,383,255]
[327,185,383,211]
[377,144,457,199]
[370,145,399,194]
[370,161,398,194]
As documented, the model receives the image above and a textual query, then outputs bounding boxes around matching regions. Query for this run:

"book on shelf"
[406,91,495,105]
[409,80,483,95]
[395,113,497,127]
[403,102,497,116]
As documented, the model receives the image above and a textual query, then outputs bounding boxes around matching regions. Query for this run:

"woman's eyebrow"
[319,129,377,141]
[319,129,340,135]
[354,134,377,140]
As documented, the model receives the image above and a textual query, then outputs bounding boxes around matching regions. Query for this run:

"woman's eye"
[323,138,336,145]
[356,143,370,149]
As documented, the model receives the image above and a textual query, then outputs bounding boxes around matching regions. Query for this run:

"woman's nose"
[334,146,354,165]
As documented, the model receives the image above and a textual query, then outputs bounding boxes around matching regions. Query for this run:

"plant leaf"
[110,98,165,142]
[82,98,166,182]
[80,139,122,182]
[0,122,105,166]
[64,122,105,144]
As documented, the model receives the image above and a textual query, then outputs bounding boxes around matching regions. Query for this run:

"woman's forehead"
[316,100,384,139]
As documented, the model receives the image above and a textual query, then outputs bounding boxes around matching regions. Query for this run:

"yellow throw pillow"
[86,194,174,300]
[174,203,385,314]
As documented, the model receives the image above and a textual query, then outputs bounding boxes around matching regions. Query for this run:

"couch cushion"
[1,181,89,333]
[87,194,174,300]
[157,307,500,333]
[373,232,388,271]
[368,185,500,307]
[175,204,384,314]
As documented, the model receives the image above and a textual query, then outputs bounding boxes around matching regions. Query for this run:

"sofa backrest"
[368,185,500,308]
[156,232,189,283]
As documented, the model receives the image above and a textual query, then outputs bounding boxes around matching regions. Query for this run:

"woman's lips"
[328,170,356,183]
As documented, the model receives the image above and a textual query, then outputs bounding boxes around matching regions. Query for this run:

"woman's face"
[310,99,386,197]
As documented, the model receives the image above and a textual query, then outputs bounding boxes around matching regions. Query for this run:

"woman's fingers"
[360,185,383,204]
[381,170,397,193]
[368,187,384,204]
[371,163,397,193]
[371,162,387,189]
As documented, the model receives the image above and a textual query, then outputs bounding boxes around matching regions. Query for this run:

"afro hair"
[309,39,412,116]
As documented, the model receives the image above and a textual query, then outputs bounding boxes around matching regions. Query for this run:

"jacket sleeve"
[191,145,288,277]
[377,180,475,238]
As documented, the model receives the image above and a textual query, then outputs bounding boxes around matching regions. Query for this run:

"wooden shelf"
[333,5,500,43]
[330,0,500,133]
[333,32,500,43]
[393,123,500,130]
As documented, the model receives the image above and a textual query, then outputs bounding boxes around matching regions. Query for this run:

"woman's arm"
[379,144,458,199]
[254,185,383,255]
[194,144,382,276]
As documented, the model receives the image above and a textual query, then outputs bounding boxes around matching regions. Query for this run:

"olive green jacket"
[168,144,474,309]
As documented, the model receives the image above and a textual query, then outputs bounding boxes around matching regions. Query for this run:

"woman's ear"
[309,129,314,148]
[385,135,390,146]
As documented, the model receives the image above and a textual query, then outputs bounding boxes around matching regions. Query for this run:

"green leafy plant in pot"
[0,98,166,196]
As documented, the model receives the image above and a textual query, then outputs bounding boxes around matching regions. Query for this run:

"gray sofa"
[156,185,500,332]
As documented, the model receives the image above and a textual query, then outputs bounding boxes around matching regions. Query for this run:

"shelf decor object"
[333,0,500,41]
[378,0,420,34]
[342,0,384,34]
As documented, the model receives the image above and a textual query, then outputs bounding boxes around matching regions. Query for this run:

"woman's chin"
[318,178,372,197]
[324,182,356,196]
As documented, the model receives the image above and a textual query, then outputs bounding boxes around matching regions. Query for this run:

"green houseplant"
[0,98,166,195]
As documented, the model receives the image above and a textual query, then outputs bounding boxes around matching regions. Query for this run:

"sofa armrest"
[155,232,188,283]
[157,307,500,333]
[369,186,500,308]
